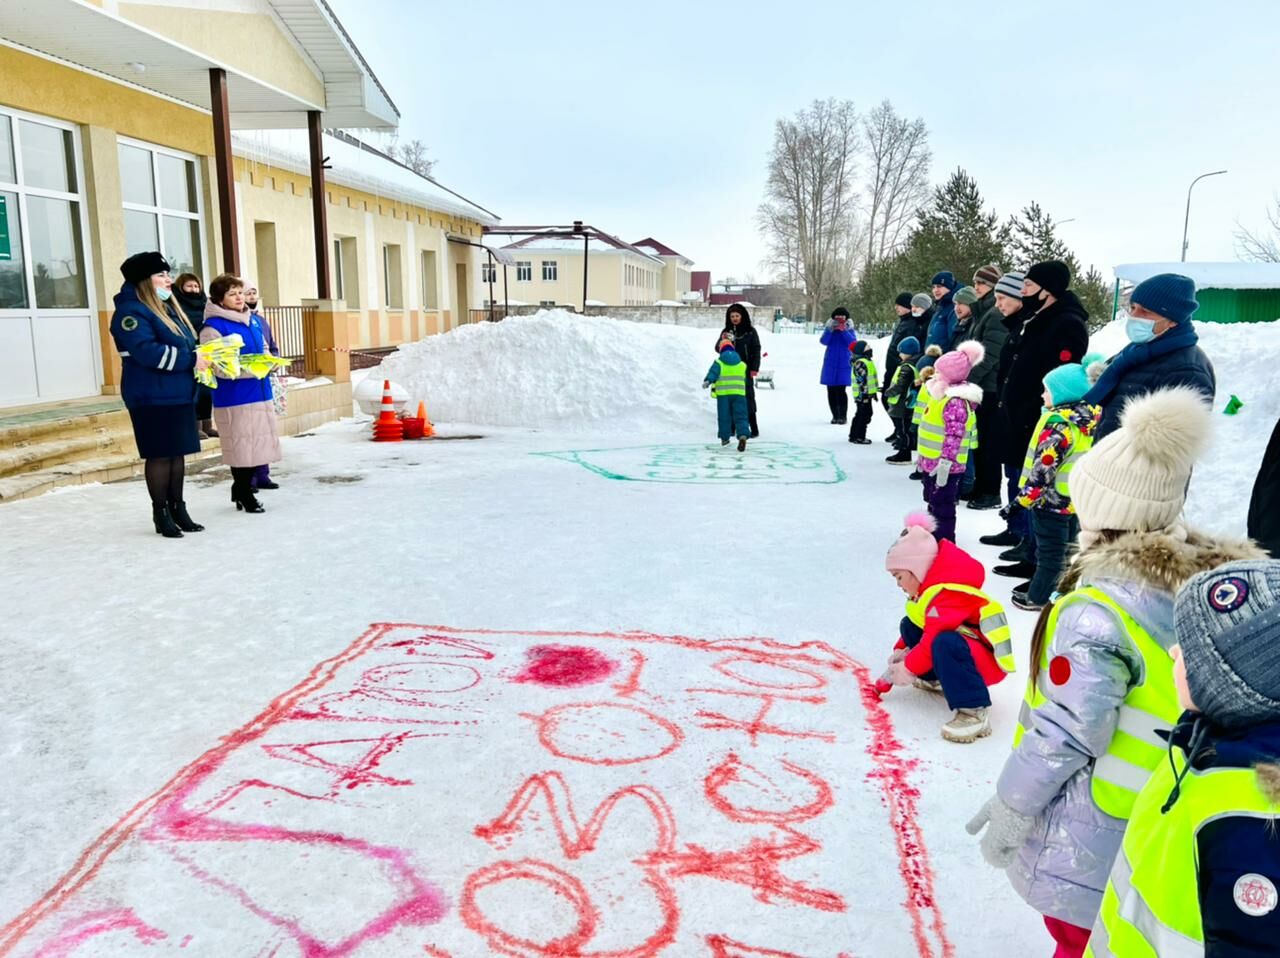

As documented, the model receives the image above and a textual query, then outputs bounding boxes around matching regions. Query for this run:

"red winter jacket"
[897,539,1006,686]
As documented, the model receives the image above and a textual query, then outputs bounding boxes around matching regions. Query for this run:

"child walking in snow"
[704,336,751,452]
[966,387,1263,958]
[1010,354,1104,612]
[916,341,984,542]
[1088,557,1280,956]
[885,335,921,464]
[848,340,879,444]
[880,512,1014,743]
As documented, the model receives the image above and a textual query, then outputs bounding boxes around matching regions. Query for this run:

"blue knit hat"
[1044,352,1105,406]
[897,336,921,356]
[1131,273,1199,324]
[931,271,956,289]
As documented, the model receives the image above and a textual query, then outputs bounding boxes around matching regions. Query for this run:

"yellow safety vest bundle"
[1087,755,1280,957]
[1013,587,1182,819]
[905,582,1016,673]
[712,359,747,398]
[852,357,879,400]
[1019,407,1096,500]
[916,392,978,466]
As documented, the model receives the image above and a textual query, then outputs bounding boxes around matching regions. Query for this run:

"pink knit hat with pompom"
[933,340,985,386]
[885,512,939,582]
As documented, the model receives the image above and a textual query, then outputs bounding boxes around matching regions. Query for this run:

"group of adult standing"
[111,251,283,538]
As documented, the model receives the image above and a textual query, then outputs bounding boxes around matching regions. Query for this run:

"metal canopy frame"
[479,221,609,317]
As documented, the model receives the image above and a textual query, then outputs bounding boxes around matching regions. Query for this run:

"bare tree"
[389,138,436,178]
[757,98,862,322]
[861,100,931,273]
[1235,196,1280,262]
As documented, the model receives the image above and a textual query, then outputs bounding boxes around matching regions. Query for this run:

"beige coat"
[200,305,282,468]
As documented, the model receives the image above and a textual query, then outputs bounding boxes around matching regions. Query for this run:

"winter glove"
[888,647,907,665]
[933,459,952,486]
[879,660,915,687]
[966,796,1037,869]
[702,382,711,390]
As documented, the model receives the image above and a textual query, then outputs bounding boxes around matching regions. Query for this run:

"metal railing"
[468,307,509,324]
[261,305,318,377]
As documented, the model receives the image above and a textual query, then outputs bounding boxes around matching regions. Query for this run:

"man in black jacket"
[884,292,922,395]
[721,304,762,437]
[1249,416,1280,557]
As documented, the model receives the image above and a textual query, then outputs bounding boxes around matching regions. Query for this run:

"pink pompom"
[956,340,986,367]
[903,511,937,532]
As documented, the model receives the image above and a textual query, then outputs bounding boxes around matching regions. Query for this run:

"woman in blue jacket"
[820,307,856,423]
[109,251,210,538]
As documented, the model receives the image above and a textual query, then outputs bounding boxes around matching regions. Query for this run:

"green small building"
[1114,262,1280,324]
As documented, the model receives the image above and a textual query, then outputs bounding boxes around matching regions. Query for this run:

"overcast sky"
[328,0,1278,284]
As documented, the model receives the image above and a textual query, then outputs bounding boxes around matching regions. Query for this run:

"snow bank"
[373,310,735,433]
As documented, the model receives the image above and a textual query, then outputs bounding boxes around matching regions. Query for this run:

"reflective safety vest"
[712,358,747,398]
[911,384,929,426]
[1086,757,1280,957]
[905,582,1015,673]
[852,357,879,400]
[916,393,977,466]
[1019,407,1096,500]
[887,362,916,408]
[1013,587,1180,820]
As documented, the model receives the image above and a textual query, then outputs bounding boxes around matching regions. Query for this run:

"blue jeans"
[716,395,750,441]
[900,617,991,710]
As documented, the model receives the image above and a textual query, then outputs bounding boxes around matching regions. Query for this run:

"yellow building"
[485,231,693,309]
[0,0,498,499]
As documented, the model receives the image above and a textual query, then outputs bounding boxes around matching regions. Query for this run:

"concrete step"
[0,438,222,503]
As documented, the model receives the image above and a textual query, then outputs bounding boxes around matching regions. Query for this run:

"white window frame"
[541,260,557,281]
[332,237,345,300]
[117,135,206,279]
[516,260,532,282]
[481,261,496,284]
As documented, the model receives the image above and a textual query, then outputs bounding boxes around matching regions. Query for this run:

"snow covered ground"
[0,311,1273,956]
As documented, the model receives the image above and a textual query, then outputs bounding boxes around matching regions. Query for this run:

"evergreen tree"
[1008,202,1071,269]
[911,168,1010,282]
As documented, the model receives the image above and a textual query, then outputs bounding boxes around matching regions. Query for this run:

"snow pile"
[374,310,733,433]
[1088,317,1280,536]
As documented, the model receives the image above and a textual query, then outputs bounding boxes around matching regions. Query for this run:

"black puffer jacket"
[717,321,761,373]
[999,290,1089,456]
[964,302,1010,395]
[885,311,928,388]
[1249,417,1280,558]
[1091,342,1216,440]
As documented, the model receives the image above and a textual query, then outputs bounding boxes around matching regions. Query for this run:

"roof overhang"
[0,0,398,130]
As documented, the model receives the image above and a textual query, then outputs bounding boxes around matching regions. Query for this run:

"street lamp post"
[1181,170,1228,262]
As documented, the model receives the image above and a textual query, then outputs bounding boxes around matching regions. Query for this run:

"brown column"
[308,110,331,299]
[208,68,239,273]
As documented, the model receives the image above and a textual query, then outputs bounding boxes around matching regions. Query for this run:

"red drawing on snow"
[705,934,807,957]
[513,644,619,688]
[703,753,834,825]
[529,701,684,766]
[32,909,166,957]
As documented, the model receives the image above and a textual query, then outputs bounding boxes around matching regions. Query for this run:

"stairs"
[0,397,221,503]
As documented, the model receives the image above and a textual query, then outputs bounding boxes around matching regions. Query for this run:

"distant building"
[1115,262,1280,325]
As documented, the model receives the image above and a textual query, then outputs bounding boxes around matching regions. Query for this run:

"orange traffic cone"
[372,379,403,442]
[419,400,435,438]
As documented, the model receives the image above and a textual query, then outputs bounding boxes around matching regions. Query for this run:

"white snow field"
[0,311,1273,957]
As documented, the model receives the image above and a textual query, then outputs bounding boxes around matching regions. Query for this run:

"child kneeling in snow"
[703,335,751,451]
[880,512,1014,743]
[916,341,984,541]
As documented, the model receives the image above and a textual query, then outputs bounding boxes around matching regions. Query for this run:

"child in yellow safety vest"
[703,336,751,452]
[1087,558,1280,958]
[1010,354,1104,613]
[880,511,1014,743]
[916,340,984,543]
[967,387,1262,958]
[847,340,879,444]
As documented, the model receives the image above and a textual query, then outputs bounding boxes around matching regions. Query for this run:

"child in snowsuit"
[704,337,751,451]
[916,341,984,542]
[1087,558,1280,957]
[885,335,921,464]
[880,511,1013,743]
[1010,354,1104,612]
[848,340,879,444]
[967,387,1263,958]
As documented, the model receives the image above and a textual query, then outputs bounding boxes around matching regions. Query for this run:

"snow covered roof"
[632,237,693,265]
[231,129,499,225]
[502,231,661,262]
[1114,262,1280,290]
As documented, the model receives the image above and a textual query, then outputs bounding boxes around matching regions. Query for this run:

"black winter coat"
[885,312,928,389]
[1092,343,1216,440]
[965,302,1010,395]
[1248,417,1280,558]
[718,322,761,373]
[999,290,1089,458]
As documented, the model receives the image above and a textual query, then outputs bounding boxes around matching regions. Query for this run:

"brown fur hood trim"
[1061,525,1266,595]
[1257,764,1280,803]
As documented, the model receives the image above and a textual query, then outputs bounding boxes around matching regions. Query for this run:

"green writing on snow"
[533,441,847,484]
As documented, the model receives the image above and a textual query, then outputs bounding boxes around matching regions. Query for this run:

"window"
[482,261,496,283]
[541,260,557,281]
[333,235,360,307]
[332,237,344,300]
[516,260,532,282]
[118,138,203,278]
[421,249,438,307]
[383,243,404,309]
[539,300,555,307]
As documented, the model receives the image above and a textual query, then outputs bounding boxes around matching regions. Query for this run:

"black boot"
[152,504,184,538]
[980,529,1021,547]
[231,470,265,514]
[169,500,204,532]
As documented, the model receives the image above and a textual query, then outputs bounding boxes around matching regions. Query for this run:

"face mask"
[1125,315,1157,344]
[911,309,923,317]
[156,287,172,302]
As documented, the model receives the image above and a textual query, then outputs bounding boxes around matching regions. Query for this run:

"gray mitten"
[965,796,1036,869]
[934,459,952,486]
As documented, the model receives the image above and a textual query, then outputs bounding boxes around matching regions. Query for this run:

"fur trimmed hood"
[926,378,983,402]
[1063,524,1266,596]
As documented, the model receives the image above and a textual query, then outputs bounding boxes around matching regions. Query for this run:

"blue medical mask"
[1125,314,1156,344]
[156,287,172,302]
